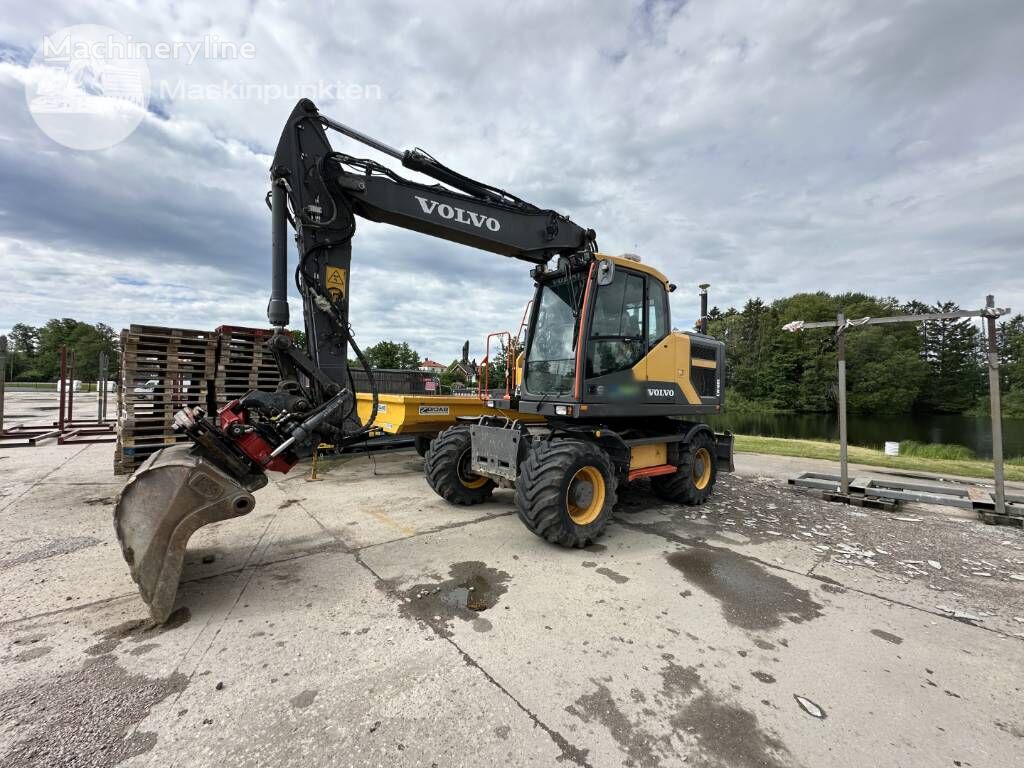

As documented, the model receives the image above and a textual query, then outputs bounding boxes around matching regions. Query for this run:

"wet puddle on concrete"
[84,607,191,656]
[666,547,823,631]
[870,628,904,645]
[567,658,791,768]
[595,566,629,584]
[394,561,510,637]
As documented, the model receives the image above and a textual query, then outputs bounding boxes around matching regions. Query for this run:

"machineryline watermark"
[159,79,381,104]
[24,24,381,151]
[41,31,256,64]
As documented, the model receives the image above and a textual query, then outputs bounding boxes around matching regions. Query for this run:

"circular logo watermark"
[24,25,151,151]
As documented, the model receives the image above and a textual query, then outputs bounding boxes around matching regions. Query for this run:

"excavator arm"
[265,99,596,432]
[114,99,595,622]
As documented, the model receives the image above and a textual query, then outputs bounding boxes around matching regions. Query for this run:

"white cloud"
[1,0,1023,362]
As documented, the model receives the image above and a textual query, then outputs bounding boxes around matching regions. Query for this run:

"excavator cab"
[518,253,725,419]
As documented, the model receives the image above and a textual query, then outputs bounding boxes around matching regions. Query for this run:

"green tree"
[7,323,40,380]
[913,301,985,413]
[482,338,512,390]
[30,319,120,381]
[999,314,1024,394]
[440,365,467,389]
[364,340,420,370]
[710,291,930,415]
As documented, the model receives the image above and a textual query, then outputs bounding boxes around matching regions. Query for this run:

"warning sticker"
[418,405,450,416]
[325,266,347,302]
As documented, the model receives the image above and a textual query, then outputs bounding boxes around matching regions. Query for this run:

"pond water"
[705,411,1024,459]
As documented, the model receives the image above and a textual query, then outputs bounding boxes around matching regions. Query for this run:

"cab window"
[646,277,669,346]
[587,270,645,378]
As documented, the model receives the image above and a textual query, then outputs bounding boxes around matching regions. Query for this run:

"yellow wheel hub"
[692,447,712,490]
[566,465,605,525]
[458,448,488,489]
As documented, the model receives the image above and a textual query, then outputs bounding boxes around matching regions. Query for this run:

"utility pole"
[97,350,108,423]
[836,313,848,494]
[985,295,1006,515]
[0,335,7,431]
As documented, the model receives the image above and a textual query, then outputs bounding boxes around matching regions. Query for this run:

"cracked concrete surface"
[0,435,1022,767]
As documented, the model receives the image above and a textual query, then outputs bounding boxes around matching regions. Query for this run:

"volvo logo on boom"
[415,196,501,232]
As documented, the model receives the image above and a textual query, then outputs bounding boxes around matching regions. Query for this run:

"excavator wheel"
[652,432,717,505]
[515,438,617,548]
[424,425,495,505]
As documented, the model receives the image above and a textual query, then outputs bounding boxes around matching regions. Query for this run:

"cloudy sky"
[1,0,1022,362]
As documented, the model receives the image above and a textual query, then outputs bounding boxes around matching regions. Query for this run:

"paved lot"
[1,408,1023,766]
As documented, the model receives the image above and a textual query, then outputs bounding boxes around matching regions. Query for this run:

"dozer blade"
[113,443,266,623]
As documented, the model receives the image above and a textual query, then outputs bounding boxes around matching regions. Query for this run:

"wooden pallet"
[115,324,286,472]
[213,326,282,406]
[116,324,218,473]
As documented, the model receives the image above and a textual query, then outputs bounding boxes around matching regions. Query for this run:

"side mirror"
[597,259,615,286]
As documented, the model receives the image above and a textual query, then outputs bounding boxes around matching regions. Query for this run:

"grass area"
[897,440,976,460]
[734,434,1024,482]
[6,381,56,390]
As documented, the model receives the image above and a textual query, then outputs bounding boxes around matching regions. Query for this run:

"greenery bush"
[721,391,791,414]
[965,390,1024,419]
[896,440,976,460]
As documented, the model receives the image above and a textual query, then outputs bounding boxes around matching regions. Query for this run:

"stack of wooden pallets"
[115,325,217,474]
[213,326,283,406]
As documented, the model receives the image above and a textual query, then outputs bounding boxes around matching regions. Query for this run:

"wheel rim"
[566,465,605,525]
[692,447,712,490]
[457,448,488,489]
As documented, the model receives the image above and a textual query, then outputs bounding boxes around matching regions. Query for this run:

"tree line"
[10,304,1023,420]
[705,292,1024,418]
[2,324,442,385]
[4,320,119,382]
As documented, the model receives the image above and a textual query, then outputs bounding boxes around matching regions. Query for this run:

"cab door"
[583,268,647,403]
[641,276,678,404]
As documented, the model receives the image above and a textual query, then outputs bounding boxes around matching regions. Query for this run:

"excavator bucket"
[113,443,265,623]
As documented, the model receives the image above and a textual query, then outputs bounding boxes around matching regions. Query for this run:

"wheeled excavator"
[114,99,734,623]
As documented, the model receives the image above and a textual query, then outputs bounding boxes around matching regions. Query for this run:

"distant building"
[419,359,445,374]
[448,358,479,384]
[446,340,478,385]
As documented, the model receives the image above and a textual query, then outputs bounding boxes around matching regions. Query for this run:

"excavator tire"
[652,432,717,505]
[414,435,432,458]
[424,425,495,505]
[515,438,617,548]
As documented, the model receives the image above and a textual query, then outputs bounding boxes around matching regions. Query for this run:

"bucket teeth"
[113,443,265,623]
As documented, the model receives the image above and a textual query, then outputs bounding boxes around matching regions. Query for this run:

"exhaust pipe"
[699,283,710,335]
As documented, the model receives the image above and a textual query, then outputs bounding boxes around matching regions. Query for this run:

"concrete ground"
[1,393,1023,767]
